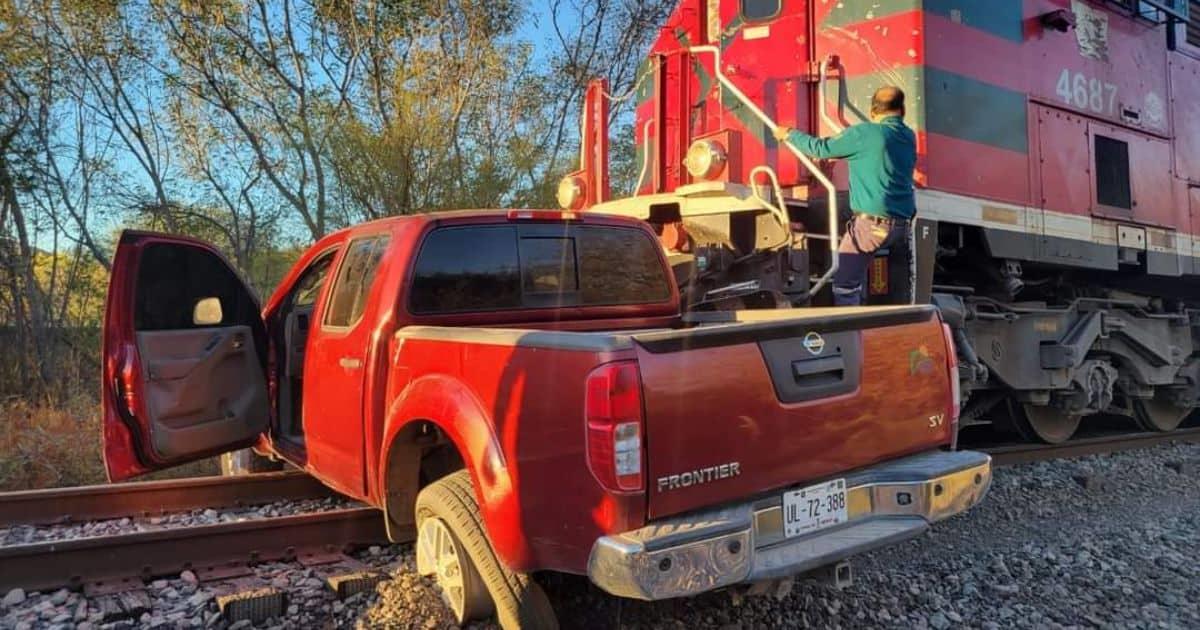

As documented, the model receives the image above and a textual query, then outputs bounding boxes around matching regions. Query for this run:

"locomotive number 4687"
[1055,68,1118,117]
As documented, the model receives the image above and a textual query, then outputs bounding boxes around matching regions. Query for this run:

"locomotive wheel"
[1007,401,1081,444]
[1132,395,1191,433]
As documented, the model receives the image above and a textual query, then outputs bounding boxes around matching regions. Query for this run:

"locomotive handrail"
[687,44,840,296]
[748,165,792,249]
[820,55,867,131]
[818,56,846,134]
[633,119,654,195]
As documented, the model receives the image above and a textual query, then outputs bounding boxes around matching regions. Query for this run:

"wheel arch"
[378,374,528,567]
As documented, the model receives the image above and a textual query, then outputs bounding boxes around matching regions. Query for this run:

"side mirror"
[193,297,224,326]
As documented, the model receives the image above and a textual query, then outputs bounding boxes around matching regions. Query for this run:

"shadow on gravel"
[538,572,851,630]
[347,441,1200,629]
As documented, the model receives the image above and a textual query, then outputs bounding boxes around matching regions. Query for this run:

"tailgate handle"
[791,356,845,388]
[761,333,861,403]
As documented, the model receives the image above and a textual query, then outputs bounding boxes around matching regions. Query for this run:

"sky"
[26,1,625,254]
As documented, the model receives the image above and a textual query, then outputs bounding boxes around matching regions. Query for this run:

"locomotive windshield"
[741,0,780,22]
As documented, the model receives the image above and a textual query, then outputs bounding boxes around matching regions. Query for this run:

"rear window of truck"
[409,224,670,314]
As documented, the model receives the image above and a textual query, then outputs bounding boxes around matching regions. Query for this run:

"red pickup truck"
[100,210,990,628]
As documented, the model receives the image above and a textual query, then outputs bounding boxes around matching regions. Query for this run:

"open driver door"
[102,231,269,481]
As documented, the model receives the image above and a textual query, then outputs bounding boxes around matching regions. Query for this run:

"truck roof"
[322,209,647,241]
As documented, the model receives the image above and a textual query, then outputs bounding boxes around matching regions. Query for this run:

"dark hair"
[871,86,905,117]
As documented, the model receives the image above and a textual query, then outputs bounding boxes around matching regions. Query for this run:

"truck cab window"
[134,243,258,331]
[577,226,671,304]
[521,237,579,294]
[291,254,333,309]
[409,224,670,315]
[324,235,390,328]
[410,226,522,313]
[741,0,780,21]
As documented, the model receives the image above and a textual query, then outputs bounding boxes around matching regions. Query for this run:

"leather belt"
[856,213,909,226]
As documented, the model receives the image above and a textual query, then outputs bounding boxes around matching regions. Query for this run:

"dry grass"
[0,396,216,492]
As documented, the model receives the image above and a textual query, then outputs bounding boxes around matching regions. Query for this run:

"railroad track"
[0,430,1196,620]
[0,507,393,593]
[0,469,335,526]
[0,472,395,598]
[980,426,1200,466]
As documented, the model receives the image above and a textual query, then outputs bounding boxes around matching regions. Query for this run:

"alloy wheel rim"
[418,517,467,620]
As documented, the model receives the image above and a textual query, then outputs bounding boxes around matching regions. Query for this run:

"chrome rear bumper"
[587,449,991,600]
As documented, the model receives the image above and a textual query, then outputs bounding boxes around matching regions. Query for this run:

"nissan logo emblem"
[802,332,825,355]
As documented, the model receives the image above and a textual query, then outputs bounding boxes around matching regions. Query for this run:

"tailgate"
[633,306,954,519]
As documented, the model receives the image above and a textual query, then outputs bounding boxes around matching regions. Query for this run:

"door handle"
[339,357,362,370]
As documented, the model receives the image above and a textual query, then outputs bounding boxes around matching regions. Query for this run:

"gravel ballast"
[0,497,358,546]
[0,441,1196,629]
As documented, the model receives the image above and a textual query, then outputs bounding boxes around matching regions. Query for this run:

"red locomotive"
[563,0,1200,443]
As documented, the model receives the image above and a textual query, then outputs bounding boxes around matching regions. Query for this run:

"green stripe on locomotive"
[923,0,1024,42]
[820,0,918,29]
[924,67,1028,154]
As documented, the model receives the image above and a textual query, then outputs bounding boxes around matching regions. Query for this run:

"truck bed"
[395,304,954,522]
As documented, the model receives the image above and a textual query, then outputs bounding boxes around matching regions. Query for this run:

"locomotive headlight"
[557,175,587,210]
[685,139,728,180]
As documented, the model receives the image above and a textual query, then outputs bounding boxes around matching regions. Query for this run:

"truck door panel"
[135,326,268,459]
[102,232,268,481]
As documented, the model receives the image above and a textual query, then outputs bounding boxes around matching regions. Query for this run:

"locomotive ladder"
[687,45,848,295]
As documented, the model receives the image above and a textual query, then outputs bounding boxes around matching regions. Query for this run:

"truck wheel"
[415,470,559,629]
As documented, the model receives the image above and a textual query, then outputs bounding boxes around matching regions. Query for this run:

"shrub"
[0,395,216,491]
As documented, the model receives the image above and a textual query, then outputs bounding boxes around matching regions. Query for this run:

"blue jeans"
[833,214,911,306]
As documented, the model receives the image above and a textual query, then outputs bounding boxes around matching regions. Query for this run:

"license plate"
[782,478,848,538]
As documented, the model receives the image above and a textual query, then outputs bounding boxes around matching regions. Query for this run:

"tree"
[153,0,363,240]
[0,0,677,401]
[535,0,675,200]
[324,0,547,216]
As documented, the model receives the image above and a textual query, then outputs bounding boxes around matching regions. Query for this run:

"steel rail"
[982,426,1200,466]
[0,507,396,593]
[0,471,335,527]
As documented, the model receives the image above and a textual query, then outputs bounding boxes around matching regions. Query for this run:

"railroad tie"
[91,588,152,623]
[189,563,284,624]
[298,550,389,599]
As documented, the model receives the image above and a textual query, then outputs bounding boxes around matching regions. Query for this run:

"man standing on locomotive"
[773,86,917,306]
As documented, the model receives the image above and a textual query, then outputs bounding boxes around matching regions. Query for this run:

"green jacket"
[785,115,917,219]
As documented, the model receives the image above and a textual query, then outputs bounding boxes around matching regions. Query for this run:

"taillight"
[585,361,645,493]
[942,323,962,448]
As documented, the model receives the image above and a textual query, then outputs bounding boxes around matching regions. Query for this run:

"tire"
[415,470,559,630]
